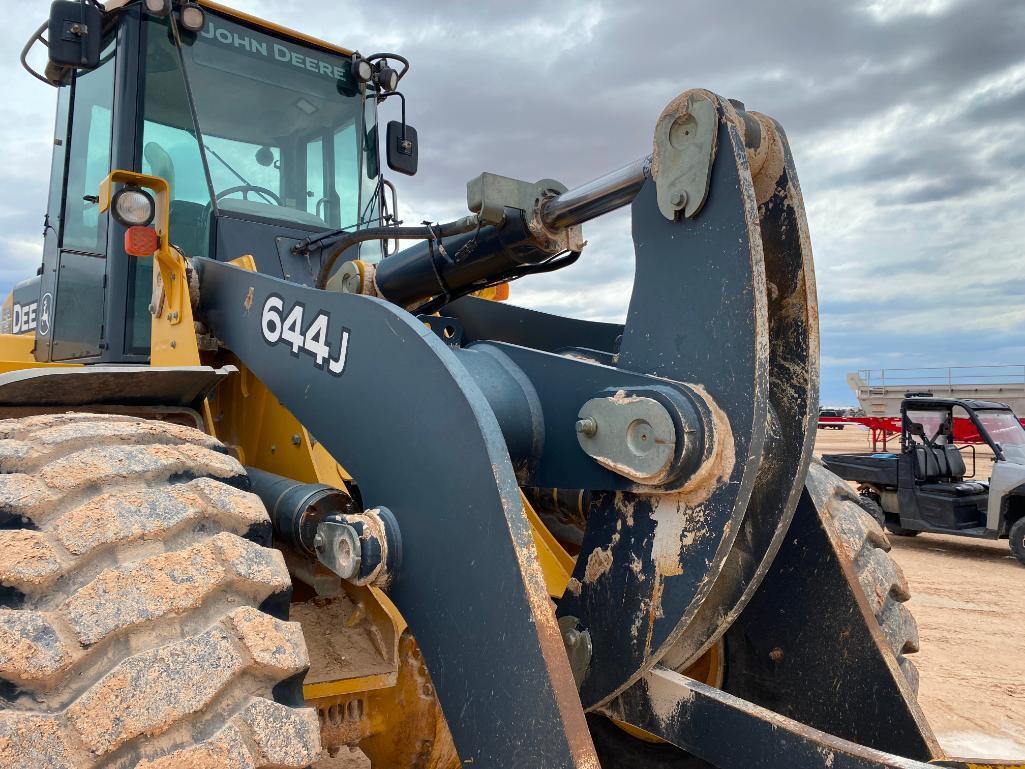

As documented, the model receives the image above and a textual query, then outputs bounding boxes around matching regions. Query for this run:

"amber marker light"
[124,225,160,257]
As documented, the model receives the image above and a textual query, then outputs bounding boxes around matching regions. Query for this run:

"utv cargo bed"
[821,453,899,487]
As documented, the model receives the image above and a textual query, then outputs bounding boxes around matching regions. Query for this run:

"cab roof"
[902,396,1013,412]
[104,0,355,57]
[198,0,354,57]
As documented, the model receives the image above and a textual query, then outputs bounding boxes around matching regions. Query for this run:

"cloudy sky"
[2,0,1023,404]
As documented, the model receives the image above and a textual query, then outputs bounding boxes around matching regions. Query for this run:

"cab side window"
[50,39,116,361]
[61,45,115,254]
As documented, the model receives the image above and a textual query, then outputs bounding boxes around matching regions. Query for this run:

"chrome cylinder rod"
[539,156,649,230]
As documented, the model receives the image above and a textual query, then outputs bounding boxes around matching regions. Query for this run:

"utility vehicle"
[824,397,1025,565]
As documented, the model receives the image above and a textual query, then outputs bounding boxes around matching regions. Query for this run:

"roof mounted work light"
[350,56,373,85]
[375,63,399,93]
[178,1,206,32]
[143,0,171,16]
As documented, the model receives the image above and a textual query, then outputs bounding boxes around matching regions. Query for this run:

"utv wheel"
[0,414,321,769]
[809,461,921,692]
[885,522,921,537]
[1009,517,1025,566]
[858,493,886,527]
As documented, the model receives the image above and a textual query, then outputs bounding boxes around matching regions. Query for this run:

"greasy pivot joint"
[558,616,593,688]
[575,387,704,486]
[315,506,402,589]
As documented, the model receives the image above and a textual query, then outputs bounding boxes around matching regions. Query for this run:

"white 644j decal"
[261,294,349,375]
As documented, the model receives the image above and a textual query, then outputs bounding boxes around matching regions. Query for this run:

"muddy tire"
[0,413,321,769]
[808,461,921,693]
[1009,517,1025,566]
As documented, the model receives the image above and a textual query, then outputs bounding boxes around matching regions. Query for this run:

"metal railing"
[855,365,1025,389]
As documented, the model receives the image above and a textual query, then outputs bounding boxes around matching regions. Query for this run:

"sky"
[1,0,1023,405]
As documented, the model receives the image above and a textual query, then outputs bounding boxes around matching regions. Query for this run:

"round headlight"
[375,65,398,93]
[112,187,155,227]
[179,2,206,32]
[143,0,171,16]
[351,58,373,84]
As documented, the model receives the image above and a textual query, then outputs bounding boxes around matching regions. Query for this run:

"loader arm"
[191,90,934,768]
[196,256,595,766]
[192,89,786,763]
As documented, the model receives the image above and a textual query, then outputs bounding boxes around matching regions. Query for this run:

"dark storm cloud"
[1,0,1022,405]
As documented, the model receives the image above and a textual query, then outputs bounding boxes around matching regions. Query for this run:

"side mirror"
[48,1,102,71]
[907,422,926,438]
[386,120,418,176]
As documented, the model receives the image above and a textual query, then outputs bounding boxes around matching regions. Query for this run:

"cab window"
[62,43,115,254]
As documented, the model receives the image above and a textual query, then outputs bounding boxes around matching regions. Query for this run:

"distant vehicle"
[817,407,846,429]
[823,397,1025,565]
[824,397,1025,565]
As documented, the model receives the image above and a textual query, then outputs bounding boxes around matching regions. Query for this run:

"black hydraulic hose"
[411,250,581,315]
[314,226,438,289]
[314,217,479,290]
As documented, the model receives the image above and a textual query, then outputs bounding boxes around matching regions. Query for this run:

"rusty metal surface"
[315,634,460,769]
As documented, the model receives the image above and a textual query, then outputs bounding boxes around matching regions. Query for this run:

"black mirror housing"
[386,120,418,176]
[48,1,102,71]
[908,422,926,437]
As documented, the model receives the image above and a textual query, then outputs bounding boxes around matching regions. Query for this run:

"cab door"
[36,36,116,362]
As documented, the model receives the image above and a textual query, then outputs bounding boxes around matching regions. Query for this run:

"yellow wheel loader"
[0,2,1002,768]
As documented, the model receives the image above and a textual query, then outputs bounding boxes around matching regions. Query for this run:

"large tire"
[0,413,321,769]
[808,461,921,692]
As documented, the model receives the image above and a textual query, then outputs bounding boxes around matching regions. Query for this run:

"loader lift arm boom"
[192,90,935,768]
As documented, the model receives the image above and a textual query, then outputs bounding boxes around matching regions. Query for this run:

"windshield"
[141,10,378,247]
[976,410,1025,461]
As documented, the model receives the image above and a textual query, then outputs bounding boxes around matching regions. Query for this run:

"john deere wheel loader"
[0,2,1004,768]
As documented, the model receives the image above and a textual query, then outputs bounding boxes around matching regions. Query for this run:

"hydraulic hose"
[313,217,480,290]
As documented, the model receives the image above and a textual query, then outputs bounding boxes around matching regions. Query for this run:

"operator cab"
[23,0,411,364]
[139,11,379,264]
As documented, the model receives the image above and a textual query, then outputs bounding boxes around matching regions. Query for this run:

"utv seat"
[915,443,987,494]
[919,481,988,496]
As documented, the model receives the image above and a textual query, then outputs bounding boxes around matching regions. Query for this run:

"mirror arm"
[379,91,408,141]
[21,20,53,85]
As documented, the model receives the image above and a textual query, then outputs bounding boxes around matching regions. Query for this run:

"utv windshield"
[976,410,1025,462]
[140,10,379,255]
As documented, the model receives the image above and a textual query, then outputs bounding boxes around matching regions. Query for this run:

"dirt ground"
[815,426,1025,759]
